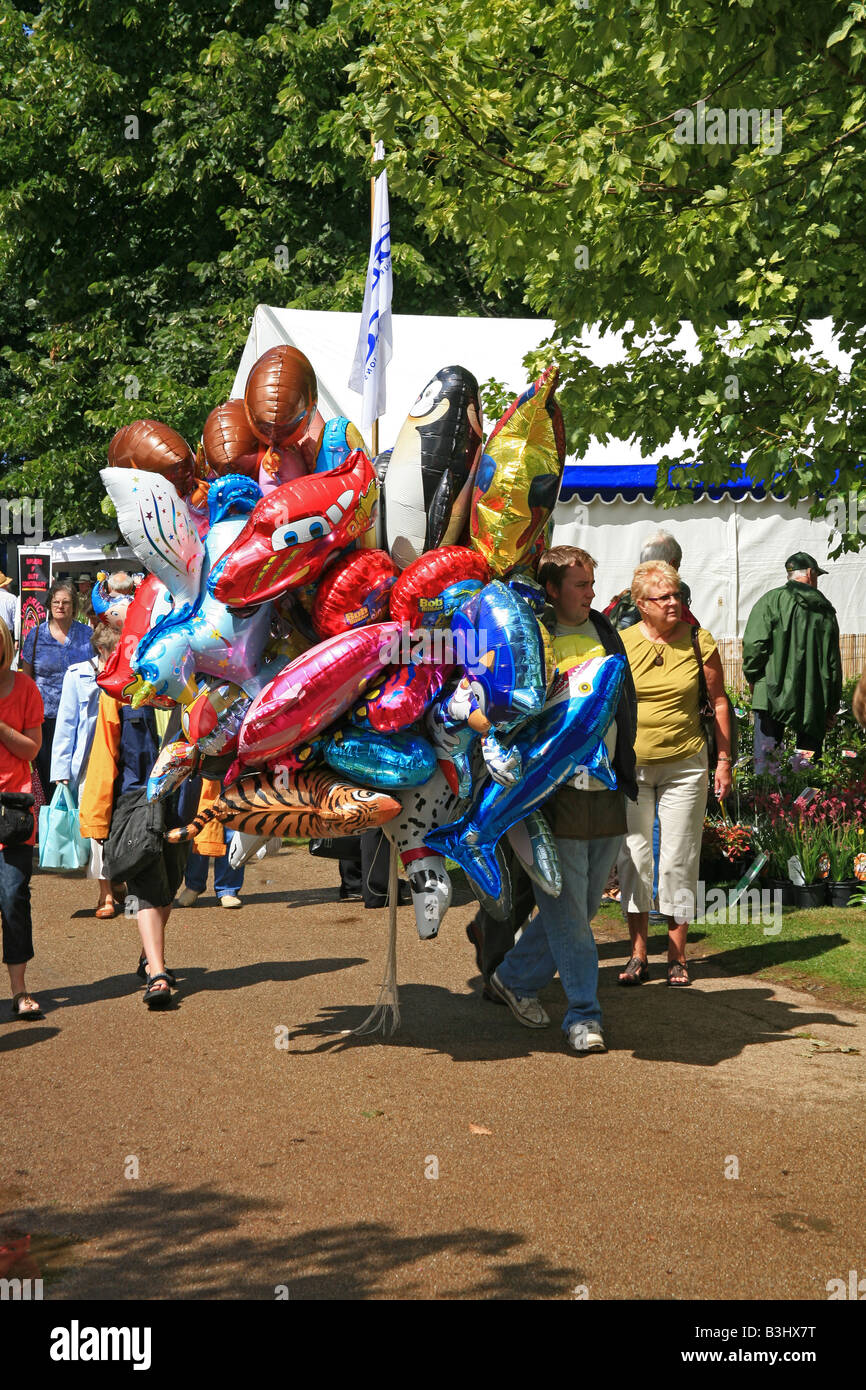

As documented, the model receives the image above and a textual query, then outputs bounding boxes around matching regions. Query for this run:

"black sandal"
[142,973,173,1008]
[618,955,649,986]
[11,992,44,1020]
[137,955,176,986]
[667,960,691,987]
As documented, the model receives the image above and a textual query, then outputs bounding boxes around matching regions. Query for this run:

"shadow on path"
[17,958,367,1019]
[288,972,852,1067]
[11,1185,576,1300]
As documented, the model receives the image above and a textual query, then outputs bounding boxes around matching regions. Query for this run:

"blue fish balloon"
[424,654,625,901]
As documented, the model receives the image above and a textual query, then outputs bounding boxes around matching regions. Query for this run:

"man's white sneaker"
[489,971,551,1028]
[568,1021,607,1054]
[219,895,242,909]
[174,887,200,908]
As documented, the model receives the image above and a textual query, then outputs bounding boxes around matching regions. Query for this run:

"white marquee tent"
[232,306,863,642]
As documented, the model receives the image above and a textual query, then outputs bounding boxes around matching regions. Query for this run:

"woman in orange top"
[0,618,44,1018]
[80,692,223,1009]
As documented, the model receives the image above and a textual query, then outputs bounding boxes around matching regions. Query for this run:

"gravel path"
[3,848,864,1301]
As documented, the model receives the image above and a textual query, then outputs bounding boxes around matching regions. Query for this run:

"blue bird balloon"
[451,580,549,728]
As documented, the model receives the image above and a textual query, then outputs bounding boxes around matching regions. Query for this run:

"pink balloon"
[258,446,308,497]
[238,621,401,767]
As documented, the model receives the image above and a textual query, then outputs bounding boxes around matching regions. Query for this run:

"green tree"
[0,0,525,536]
[333,0,866,545]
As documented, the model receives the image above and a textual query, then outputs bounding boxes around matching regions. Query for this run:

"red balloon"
[311,549,398,638]
[360,661,454,733]
[214,449,378,609]
[389,546,490,631]
[97,575,175,707]
[238,623,401,767]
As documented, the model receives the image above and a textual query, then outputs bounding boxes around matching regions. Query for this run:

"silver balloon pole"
[352,838,400,1035]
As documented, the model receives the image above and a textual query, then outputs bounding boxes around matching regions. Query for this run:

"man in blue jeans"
[177,830,244,908]
[174,774,244,909]
[489,546,638,1054]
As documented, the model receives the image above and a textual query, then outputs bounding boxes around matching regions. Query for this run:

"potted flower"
[787,821,829,907]
[826,820,863,906]
[753,817,797,904]
[701,816,753,884]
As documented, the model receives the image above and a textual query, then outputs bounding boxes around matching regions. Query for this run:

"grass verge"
[594,902,866,1012]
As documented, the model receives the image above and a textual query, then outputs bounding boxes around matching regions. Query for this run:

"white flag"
[349,140,393,434]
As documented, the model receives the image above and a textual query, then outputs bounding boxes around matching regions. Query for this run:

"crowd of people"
[0,536,845,1040]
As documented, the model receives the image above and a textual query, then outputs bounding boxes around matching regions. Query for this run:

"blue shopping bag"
[38,783,90,871]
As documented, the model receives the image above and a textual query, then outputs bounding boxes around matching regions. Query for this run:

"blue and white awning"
[559,461,794,505]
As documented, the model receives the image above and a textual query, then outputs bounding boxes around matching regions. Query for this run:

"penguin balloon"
[383,366,483,569]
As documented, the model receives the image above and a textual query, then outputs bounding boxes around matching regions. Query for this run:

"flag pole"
[369,131,380,458]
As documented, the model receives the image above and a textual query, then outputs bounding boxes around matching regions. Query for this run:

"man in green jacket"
[742,552,842,772]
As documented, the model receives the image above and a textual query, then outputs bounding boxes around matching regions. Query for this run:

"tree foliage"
[334,0,866,543]
[0,0,525,535]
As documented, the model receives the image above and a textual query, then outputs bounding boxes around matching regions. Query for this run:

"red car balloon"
[237,621,401,767]
[389,545,490,631]
[213,449,378,609]
[311,549,398,638]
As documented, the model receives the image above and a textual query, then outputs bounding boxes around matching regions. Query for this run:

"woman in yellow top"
[616,562,732,986]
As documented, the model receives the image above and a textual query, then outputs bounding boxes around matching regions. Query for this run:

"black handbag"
[103,787,166,881]
[0,791,35,847]
[690,626,738,767]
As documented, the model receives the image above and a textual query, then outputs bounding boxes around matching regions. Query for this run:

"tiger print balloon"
[165,768,400,842]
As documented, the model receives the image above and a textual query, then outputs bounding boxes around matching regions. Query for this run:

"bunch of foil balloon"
[100,344,625,939]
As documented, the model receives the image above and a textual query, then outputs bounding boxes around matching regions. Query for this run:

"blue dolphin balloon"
[424,654,625,901]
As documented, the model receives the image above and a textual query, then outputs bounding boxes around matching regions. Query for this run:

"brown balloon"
[201,399,261,478]
[108,419,196,497]
[243,346,317,457]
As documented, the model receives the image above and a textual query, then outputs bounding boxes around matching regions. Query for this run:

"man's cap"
[0,570,12,589]
[785,551,827,576]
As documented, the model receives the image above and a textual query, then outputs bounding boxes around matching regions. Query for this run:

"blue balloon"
[424,654,625,900]
[323,727,437,789]
[506,568,547,614]
[452,580,548,727]
[314,418,368,473]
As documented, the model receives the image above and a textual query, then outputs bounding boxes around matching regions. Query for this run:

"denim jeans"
[185,832,244,897]
[0,845,34,965]
[495,834,622,1033]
